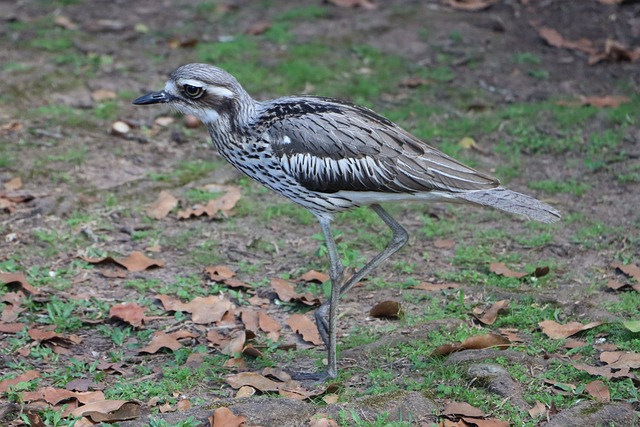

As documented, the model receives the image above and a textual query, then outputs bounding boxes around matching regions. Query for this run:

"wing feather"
[260,96,499,194]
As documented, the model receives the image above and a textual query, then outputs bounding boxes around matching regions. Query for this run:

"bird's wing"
[261,96,499,194]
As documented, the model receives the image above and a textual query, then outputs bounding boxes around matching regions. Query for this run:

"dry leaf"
[82,251,164,272]
[557,95,631,109]
[443,401,485,417]
[327,0,377,9]
[573,363,638,380]
[600,351,640,369]
[489,262,527,279]
[109,302,145,327]
[537,26,596,55]
[221,331,246,356]
[91,89,117,102]
[528,401,546,417]
[54,15,78,30]
[271,277,320,306]
[286,314,323,345]
[585,380,610,402]
[611,261,640,282]
[71,400,141,423]
[0,370,40,394]
[246,21,271,35]
[146,191,178,219]
[433,239,455,249]
[410,282,460,291]
[0,322,26,333]
[139,332,181,354]
[400,77,432,88]
[177,185,241,219]
[156,294,232,324]
[369,300,401,318]
[211,407,247,427]
[0,121,23,132]
[225,372,282,392]
[300,270,330,283]
[258,310,281,336]
[589,39,640,65]
[474,300,509,325]
[432,333,510,356]
[0,272,39,294]
[445,0,499,11]
[538,320,603,339]
[4,177,22,191]
[205,265,235,281]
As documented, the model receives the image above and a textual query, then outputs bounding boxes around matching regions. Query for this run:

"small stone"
[111,121,130,135]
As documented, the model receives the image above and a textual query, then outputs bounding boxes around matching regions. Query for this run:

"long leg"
[316,216,344,379]
[315,204,408,377]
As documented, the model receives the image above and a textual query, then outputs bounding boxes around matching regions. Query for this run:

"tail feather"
[458,187,561,224]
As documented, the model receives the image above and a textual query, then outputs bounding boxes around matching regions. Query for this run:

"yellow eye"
[183,84,204,98]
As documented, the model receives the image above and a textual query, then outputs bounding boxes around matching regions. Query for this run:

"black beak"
[132,90,176,105]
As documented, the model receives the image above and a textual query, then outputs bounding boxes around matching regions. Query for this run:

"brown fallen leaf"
[286,314,323,346]
[498,328,524,343]
[611,261,640,282]
[271,278,320,306]
[409,282,460,291]
[3,176,22,191]
[585,380,610,402]
[474,300,509,325]
[82,251,164,272]
[0,322,26,333]
[156,294,232,324]
[0,272,39,294]
[258,310,281,338]
[0,121,23,132]
[91,89,117,102]
[463,418,509,427]
[433,239,456,249]
[536,26,597,55]
[146,190,178,219]
[310,417,340,427]
[211,407,247,427]
[246,21,271,35]
[369,300,402,318]
[240,309,260,333]
[0,370,40,394]
[443,401,485,417]
[299,270,330,283]
[538,320,603,339]
[327,0,377,9]
[225,372,282,392]
[557,95,631,109]
[600,351,640,369]
[139,331,182,354]
[177,185,241,219]
[573,363,638,380]
[71,400,140,423]
[431,333,510,356]
[444,0,499,11]
[109,302,145,327]
[27,327,81,355]
[400,77,433,88]
[205,265,235,281]
[489,262,527,279]
[528,401,546,418]
[589,39,640,65]
[221,331,246,356]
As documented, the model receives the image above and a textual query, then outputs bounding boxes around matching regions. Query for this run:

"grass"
[2,4,640,426]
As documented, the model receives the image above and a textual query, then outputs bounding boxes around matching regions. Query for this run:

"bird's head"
[133,63,250,125]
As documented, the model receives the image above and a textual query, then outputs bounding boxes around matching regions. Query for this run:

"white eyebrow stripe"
[176,78,234,98]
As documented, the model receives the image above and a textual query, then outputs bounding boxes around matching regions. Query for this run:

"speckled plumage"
[134,63,561,379]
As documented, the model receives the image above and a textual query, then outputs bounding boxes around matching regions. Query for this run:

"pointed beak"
[132,90,176,105]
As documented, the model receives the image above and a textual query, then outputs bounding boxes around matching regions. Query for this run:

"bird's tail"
[457,187,561,224]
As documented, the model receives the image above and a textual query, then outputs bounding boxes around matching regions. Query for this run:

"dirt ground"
[1,0,640,426]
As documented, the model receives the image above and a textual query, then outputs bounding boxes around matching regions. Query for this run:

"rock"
[466,364,529,411]
[543,401,638,427]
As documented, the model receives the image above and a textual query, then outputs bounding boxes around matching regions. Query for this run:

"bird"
[133,63,561,380]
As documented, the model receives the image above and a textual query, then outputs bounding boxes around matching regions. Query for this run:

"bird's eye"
[183,84,204,98]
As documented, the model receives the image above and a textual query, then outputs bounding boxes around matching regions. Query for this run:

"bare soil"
[1,0,639,426]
